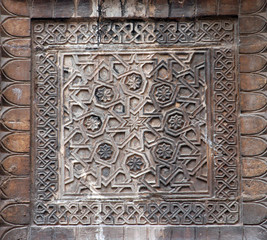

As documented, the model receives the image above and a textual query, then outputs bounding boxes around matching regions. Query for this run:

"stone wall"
[0,0,266,239]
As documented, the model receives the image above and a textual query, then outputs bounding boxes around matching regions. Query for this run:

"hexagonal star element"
[164,109,185,137]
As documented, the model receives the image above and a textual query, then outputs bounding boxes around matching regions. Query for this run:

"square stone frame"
[31,18,240,226]
[0,1,266,239]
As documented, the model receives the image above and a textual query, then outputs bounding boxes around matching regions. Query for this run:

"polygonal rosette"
[93,84,119,108]
[164,109,187,137]
[90,139,119,165]
[119,70,148,96]
[71,160,86,179]
[96,65,113,83]
[82,112,107,138]
[152,138,176,164]
[150,82,176,108]
[124,152,150,178]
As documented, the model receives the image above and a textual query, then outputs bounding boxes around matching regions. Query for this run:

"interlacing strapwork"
[62,50,209,197]
[33,19,239,225]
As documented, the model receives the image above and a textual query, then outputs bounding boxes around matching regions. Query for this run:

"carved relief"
[33,19,239,225]
[61,50,209,197]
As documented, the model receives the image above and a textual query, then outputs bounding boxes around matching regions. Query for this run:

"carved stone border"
[32,20,239,225]
[0,0,266,239]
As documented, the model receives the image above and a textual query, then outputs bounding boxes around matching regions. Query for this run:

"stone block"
[240,115,266,135]
[149,0,169,18]
[100,0,122,18]
[240,16,266,34]
[243,203,267,225]
[240,35,266,54]
[2,60,31,81]
[32,0,53,18]
[2,227,28,240]
[2,155,30,176]
[240,0,266,14]
[240,92,267,112]
[3,84,31,105]
[54,0,75,18]
[243,179,267,200]
[169,0,195,18]
[2,108,30,131]
[240,55,266,73]
[3,39,31,58]
[218,0,238,15]
[240,73,266,91]
[243,226,267,240]
[2,133,30,153]
[241,137,267,156]
[220,227,243,240]
[195,227,220,239]
[0,204,30,225]
[1,178,30,201]
[242,158,267,178]
[124,0,147,17]
[148,227,195,240]
[124,226,147,240]
[1,18,30,37]
[77,0,98,17]
[1,0,29,16]
[196,0,216,16]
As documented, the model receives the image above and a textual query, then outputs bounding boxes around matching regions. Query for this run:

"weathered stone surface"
[124,226,147,240]
[240,0,266,14]
[2,108,30,131]
[196,0,216,16]
[243,203,267,225]
[1,178,30,200]
[169,0,195,18]
[218,0,239,15]
[150,0,169,17]
[243,226,267,240]
[3,39,31,57]
[2,133,30,153]
[240,35,266,54]
[220,227,243,240]
[2,227,28,240]
[240,73,266,91]
[124,0,146,17]
[77,227,98,240]
[2,155,30,175]
[240,115,266,135]
[54,0,75,18]
[195,227,220,240]
[100,0,122,17]
[242,158,267,177]
[2,0,29,16]
[240,55,266,73]
[240,93,267,112]
[241,137,267,156]
[77,0,98,17]
[243,179,267,200]
[1,18,30,37]
[240,16,266,34]
[152,227,195,240]
[32,0,53,18]
[3,84,30,105]
[77,227,123,240]
[30,228,53,240]
[0,204,30,225]
[3,60,30,81]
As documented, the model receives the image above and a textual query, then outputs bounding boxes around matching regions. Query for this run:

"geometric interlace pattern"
[62,50,209,197]
[33,19,239,225]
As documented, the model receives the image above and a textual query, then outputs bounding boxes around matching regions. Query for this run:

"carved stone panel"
[32,19,239,225]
